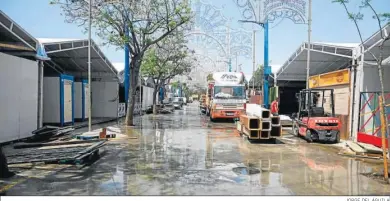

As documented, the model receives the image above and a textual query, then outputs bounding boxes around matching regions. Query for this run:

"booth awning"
[38,38,118,79]
[277,42,358,81]
[0,11,39,59]
[360,24,390,64]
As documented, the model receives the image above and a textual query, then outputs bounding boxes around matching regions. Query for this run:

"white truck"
[207,72,247,121]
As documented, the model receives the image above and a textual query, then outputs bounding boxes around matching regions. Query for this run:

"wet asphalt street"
[2,102,390,195]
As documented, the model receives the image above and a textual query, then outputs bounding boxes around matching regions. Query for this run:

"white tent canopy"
[38,38,117,79]
[276,42,358,81]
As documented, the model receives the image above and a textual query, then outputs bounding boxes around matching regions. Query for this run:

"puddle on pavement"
[4,105,390,195]
[248,138,285,144]
[232,167,261,175]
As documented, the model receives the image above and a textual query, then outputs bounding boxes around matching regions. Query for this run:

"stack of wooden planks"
[338,141,388,160]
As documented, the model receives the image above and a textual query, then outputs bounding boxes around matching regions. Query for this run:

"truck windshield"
[214,86,245,99]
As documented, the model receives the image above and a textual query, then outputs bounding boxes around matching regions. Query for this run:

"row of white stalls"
[276,24,390,147]
[0,10,42,143]
[0,11,120,143]
[117,72,159,116]
[40,38,119,127]
[43,75,119,126]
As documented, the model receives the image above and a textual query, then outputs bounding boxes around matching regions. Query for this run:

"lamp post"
[72,0,92,131]
[235,0,310,108]
[88,0,92,132]
[306,0,312,89]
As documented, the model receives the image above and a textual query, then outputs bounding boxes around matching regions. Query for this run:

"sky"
[1,0,389,81]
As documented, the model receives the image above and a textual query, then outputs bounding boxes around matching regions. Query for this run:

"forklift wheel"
[334,132,340,144]
[292,123,299,136]
[306,130,313,143]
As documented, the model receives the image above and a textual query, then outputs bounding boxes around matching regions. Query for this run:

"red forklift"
[292,89,341,143]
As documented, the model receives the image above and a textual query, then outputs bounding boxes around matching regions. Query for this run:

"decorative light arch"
[185,31,228,57]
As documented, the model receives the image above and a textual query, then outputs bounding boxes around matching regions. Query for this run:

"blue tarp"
[35,43,50,61]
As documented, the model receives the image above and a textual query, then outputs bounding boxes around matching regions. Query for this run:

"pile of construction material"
[145,104,174,114]
[338,141,389,160]
[279,115,293,127]
[236,104,282,140]
[6,139,107,165]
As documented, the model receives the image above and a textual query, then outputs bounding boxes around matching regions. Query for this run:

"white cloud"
[246,74,253,82]
[112,62,124,72]
[271,64,282,74]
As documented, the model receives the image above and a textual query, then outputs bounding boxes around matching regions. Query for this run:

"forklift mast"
[296,89,335,118]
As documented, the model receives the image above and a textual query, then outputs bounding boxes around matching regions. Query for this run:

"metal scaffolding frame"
[350,24,390,141]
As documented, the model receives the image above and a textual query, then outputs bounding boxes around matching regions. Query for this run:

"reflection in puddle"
[232,167,261,175]
[5,105,390,195]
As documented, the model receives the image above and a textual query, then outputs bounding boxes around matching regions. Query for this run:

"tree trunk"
[152,85,158,115]
[125,58,141,126]
[378,43,390,166]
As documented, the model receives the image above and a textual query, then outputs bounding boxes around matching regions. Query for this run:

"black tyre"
[334,132,340,144]
[292,123,299,136]
[209,113,215,122]
[306,129,313,143]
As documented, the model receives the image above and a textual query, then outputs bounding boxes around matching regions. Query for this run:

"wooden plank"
[337,115,349,140]
[346,141,366,153]
[357,142,383,154]
[338,152,381,160]
[241,125,249,137]
[339,147,355,155]
[236,122,243,133]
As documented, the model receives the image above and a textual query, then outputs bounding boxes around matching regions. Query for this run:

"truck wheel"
[209,114,215,122]
[305,130,313,143]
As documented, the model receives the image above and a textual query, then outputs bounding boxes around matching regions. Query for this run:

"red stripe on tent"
[357,132,388,148]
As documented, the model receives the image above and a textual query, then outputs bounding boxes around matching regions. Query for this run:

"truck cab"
[206,72,247,121]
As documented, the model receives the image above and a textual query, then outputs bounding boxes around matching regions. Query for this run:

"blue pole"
[124,25,130,106]
[263,21,271,109]
[159,87,164,103]
[229,58,232,72]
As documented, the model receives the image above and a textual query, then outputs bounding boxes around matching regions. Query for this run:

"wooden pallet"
[339,141,388,160]
[76,133,116,140]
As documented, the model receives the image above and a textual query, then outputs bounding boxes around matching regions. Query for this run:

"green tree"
[51,0,193,126]
[141,33,195,114]
[206,74,213,82]
[333,0,390,179]
[171,81,179,90]
[249,65,264,90]
[181,83,190,99]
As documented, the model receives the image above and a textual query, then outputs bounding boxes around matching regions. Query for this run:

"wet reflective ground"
[2,102,390,195]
